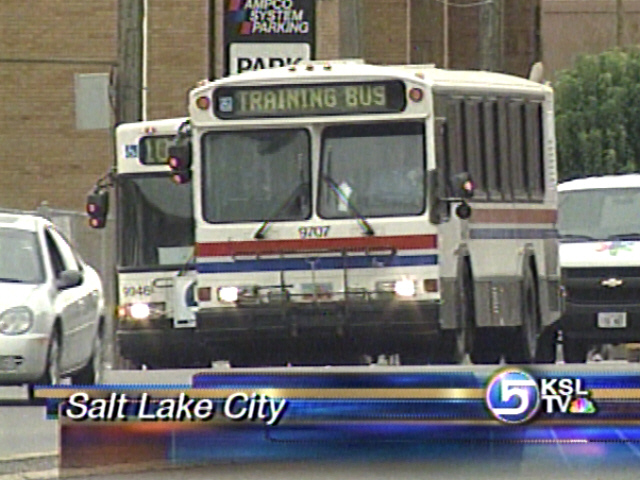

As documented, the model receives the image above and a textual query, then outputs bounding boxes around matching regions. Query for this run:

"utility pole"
[479,0,503,71]
[116,0,144,125]
[443,0,449,68]
[616,0,623,47]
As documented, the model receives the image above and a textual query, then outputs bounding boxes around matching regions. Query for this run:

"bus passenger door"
[173,271,197,328]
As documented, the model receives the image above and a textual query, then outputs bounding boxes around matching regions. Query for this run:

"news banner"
[35,366,640,470]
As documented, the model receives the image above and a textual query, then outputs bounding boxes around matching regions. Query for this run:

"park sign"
[224,0,315,76]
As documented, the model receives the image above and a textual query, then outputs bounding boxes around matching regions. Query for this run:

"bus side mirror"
[86,189,109,229]
[168,144,192,184]
[428,170,450,224]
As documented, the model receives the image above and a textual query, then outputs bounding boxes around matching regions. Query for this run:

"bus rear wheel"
[505,263,539,364]
[434,263,473,364]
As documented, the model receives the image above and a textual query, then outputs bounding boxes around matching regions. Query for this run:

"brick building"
[0,0,539,211]
[542,0,640,79]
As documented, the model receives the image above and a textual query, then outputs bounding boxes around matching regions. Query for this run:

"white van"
[557,174,640,362]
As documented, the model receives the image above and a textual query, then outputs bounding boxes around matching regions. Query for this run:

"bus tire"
[534,327,557,364]
[433,261,473,364]
[505,261,539,364]
[469,328,501,364]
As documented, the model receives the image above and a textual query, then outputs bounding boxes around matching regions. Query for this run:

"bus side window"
[497,98,512,201]
[464,98,486,200]
[483,99,502,201]
[447,97,467,179]
[508,99,527,201]
[526,101,545,201]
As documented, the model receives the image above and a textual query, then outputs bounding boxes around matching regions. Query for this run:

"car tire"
[28,329,61,402]
[71,329,104,385]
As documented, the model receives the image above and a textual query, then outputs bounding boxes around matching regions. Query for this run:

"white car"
[0,213,105,397]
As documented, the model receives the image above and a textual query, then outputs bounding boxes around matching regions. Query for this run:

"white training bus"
[168,61,563,366]
[88,118,198,368]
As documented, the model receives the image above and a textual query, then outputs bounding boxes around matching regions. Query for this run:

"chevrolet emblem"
[601,278,624,288]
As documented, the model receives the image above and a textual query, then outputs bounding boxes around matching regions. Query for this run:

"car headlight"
[0,307,34,335]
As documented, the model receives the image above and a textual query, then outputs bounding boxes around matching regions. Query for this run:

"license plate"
[597,312,627,328]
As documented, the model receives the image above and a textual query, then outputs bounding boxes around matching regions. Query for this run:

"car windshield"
[0,228,45,283]
[201,128,311,223]
[318,122,426,218]
[557,187,640,241]
[118,174,194,268]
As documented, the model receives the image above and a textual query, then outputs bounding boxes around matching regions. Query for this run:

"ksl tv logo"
[485,368,597,424]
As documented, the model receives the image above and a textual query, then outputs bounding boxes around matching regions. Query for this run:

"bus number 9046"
[299,226,330,239]
[122,285,154,297]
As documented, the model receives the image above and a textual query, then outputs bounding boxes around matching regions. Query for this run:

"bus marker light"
[423,279,438,293]
[195,96,211,110]
[198,287,212,302]
[409,88,424,102]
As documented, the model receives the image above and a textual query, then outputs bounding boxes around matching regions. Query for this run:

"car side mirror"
[57,270,83,290]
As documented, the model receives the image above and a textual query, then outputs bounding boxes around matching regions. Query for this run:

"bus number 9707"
[299,226,330,239]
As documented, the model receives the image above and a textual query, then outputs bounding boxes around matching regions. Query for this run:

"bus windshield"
[201,128,311,223]
[558,188,640,241]
[318,122,425,218]
[118,174,194,268]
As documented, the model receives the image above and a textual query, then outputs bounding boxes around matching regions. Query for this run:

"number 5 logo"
[486,369,541,424]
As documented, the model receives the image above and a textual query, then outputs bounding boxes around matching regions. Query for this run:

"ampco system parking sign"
[224,0,315,76]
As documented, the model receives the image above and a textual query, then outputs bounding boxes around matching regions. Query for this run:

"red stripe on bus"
[469,208,557,224]
[196,235,438,257]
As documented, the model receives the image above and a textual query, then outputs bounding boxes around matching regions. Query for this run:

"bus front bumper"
[116,300,442,365]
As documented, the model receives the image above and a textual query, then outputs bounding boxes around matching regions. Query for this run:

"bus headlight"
[218,286,240,303]
[394,279,416,298]
[130,302,151,320]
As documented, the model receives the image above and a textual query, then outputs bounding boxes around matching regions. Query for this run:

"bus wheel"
[535,327,557,364]
[433,264,472,364]
[563,339,588,363]
[430,329,465,364]
[505,264,539,364]
[469,328,501,364]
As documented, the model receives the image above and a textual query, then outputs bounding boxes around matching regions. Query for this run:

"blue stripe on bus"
[196,254,438,274]
[469,228,558,240]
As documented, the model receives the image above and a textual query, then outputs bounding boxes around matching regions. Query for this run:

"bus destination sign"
[139,135,173,165]
[213,81,407,119]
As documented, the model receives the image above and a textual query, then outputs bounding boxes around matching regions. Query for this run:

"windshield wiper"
[558,234,599,242]
[321,174,375,236]
[606,233,640,241]
[0,277,28,283]
[254,182,308,240]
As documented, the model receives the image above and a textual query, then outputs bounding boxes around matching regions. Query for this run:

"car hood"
[560,241,640,268]
[0,283,41,311]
